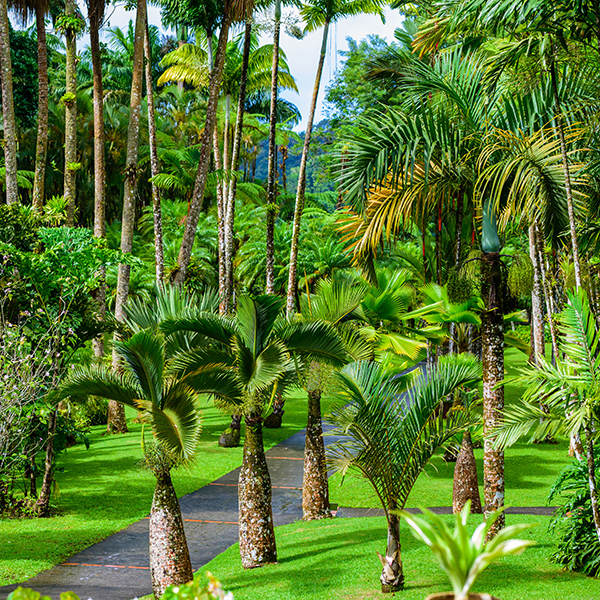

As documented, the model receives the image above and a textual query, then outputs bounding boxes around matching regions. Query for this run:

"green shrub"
[548,458,600,576]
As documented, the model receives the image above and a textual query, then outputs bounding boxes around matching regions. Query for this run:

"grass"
[194,515,598,600]
[0,391,321,586]
[329,347,573,510]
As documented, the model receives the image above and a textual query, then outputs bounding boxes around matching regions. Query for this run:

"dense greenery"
[2,0,600,595]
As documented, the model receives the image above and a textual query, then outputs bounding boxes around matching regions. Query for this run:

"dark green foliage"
[507,254,534,297]
[447,266,475,304]
[548,458,600,577]
[5,27,38,129]
[0,205,40,252]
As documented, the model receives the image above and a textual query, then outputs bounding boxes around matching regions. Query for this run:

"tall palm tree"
[495,289,600,544]
[87,0,107,360]
[0,0,18,204]
[173,0,251,286]
[265,0,282,294]
[110,0,147,434]
[56,331,202,599]
[163,294,347,567]
[285,0,385,314]
[327,355,481,592]
[61,0,79,225]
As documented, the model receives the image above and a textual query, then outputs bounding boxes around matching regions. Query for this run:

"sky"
[13,4,403,131]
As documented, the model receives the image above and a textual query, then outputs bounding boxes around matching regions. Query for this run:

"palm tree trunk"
[550,58,582,289]
[238,415,277,568]
[214,126,227,310]
[174,18,231,285]
[90,2,106,360]
[144,18,164,284]
[452,431,482,514]
[481,252,505,539]
[149,469,193,599]
[110,0,147,434]
[449,192,464,354]
[35,407,58,516]
[285,19,330,315]
[63,0,78,225]
[529,224,544,363]
[302,388,331,520]
[223,18,252,313]
[32,7,49,211]
[379,507,403,593]
[0,0,18,205]
[265,0,282,295]
[584,425,600,544]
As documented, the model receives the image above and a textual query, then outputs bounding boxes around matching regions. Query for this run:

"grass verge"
[0,392,317,586]
[195,515,596,600]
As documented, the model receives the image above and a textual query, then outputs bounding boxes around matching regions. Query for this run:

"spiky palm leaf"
[328,355,481,520]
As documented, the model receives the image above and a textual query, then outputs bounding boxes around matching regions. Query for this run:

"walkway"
[0,427,556,600]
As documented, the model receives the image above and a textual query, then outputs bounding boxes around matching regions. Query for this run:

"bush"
[548,457,600,576]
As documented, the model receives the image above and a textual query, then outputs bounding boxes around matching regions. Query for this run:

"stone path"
[0,426,556,600]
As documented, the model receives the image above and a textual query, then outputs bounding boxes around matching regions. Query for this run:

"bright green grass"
[330,347,572,510]
[197,515,597,600]
[0,392,321,586]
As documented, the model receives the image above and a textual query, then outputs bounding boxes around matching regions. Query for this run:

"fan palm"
[298,274,373,520]
[493,289,600,544]
[55,331,202,598]
[327,354,481,592]
[163,294,347,568]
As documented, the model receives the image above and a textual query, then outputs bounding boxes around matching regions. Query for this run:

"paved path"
[0,427,556,600]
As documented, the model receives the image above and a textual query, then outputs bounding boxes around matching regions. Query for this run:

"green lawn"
[195,515,598,600]
[0,391,319,586]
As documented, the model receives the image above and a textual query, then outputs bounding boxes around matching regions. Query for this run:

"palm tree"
[56,331,201,598]
[61,0,80,225]
[110,0,147,434]
[327,355,481,592]
[173,0,251,286]
[0,0,18,204]
[87,0,107,360]
[285,0,385,314]
[163,294,347,567]
[298,275,373,520]
[494,289,600,544]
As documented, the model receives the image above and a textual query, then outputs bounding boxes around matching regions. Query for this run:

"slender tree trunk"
[63,0,78,225]
[550,59,582,289]
[0,0,18,204]
[223,18,252,313]
[285,20,330,315]
[280,145,287,194]
[265,0,282,295]
[32,8,49,210]
[449,192,464,354]
[35,408,58,516]
[535,222,559,359]
[145,18,164,284]
[481,252,505,539]
[214,126,227,310]
[90,4,106,360]
[302,388,331,520]
[529,224,544,363]
[174,19,232,285]
[584,426,600,544]
[149,469,193,599]
[110,0,147,434]
[452,431,482,514]
[379,507,403,593]
[238,415,277,568]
